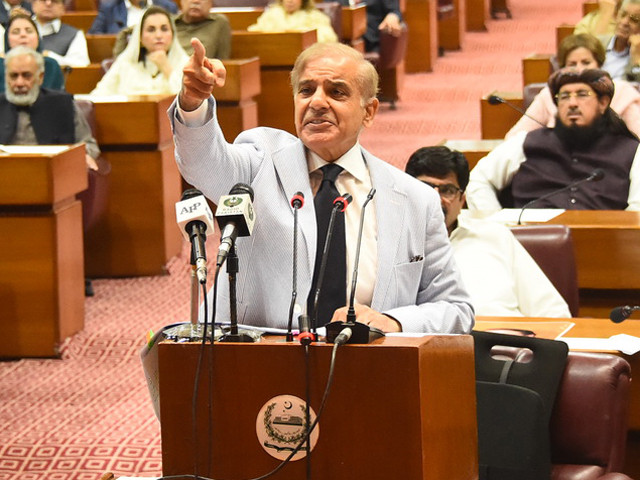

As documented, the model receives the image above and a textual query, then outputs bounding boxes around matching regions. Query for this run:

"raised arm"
[179,38,227,111]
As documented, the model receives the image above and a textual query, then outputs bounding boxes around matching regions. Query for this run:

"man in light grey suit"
[170,39,474,334]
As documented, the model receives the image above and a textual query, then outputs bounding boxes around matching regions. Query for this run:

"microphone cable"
[159,328,353,480]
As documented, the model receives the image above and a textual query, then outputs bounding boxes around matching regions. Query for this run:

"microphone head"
[291,191,304,209]
[610,305,632,323]
[176,190,215,240]
[229,182,254,201]
[488,94,504,105]
[333,193,353,212]
[590,168,605,182]
[181,188,203,201]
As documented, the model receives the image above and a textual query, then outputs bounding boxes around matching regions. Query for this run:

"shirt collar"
[36,18,61,36]
[607,35,630,55]
[307,142,368,182]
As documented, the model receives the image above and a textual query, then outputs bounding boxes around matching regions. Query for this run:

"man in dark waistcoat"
[32,0,90,67]
[1,46,99,169]
[466,68,640,212]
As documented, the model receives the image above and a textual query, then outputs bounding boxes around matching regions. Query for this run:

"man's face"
[615,3,640,42]
[181,0,212,23]
[556,82,610,128]
[5,54,44,106]
[32,0,65,23]
[294,52,378,162]
[415,172,465,234]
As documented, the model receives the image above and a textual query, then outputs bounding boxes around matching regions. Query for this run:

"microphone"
[286,191,305,342]
[325,189,385,345]
[215,183,256,267]
[175,188,215,284]
[517,168,605,225]
[610,305,640,323]
[487,94,547,128]
[309,192,353,333]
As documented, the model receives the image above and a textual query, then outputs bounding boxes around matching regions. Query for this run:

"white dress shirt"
[36,18,90,67]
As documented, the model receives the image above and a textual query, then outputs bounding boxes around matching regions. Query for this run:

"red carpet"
[0,0,583,477]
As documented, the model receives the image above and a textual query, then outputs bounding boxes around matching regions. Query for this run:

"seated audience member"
[574,0,619,37]
[0,13,64,92]
[467,68,640,212]
[89,0,178,34]
[339,0,403,53]
[406,146,571,318]
[32,0,90,67]
[91,6,189,96]
[507,33,640,138]
[1,46,99,169]
[0,0,32,29]
[174,0,231,58]
[247,0,338,44]
[599,0,640,79]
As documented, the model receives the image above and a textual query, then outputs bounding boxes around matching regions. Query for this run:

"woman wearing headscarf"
[0,13,64,92]
[91,6,189,96]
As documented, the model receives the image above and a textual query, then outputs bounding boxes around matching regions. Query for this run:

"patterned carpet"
[0,0,583,478]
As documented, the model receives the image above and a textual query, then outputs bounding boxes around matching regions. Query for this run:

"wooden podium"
[157,335,478,479]
[0,145,87,357]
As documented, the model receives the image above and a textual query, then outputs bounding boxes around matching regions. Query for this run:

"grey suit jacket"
[170,97,474,334]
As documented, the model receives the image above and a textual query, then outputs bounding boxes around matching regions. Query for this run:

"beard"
[5,84,40,107]
[553,114,607,150]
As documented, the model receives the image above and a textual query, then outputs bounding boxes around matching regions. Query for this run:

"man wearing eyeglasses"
[593,0,640,79]
[467,68,640,212]
[406,146,570,318]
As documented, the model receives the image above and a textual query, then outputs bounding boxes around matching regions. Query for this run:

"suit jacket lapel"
[272,140,317,276]
[365,152,408,310]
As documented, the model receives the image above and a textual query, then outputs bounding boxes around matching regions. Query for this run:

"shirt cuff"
[176,99,209,127]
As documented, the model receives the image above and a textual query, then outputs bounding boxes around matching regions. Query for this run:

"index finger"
[191,38,207,66]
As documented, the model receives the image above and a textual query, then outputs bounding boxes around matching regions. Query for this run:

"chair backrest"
[523,82,546,109]
[315,1,343,40]
[550,352,631,480]
[510,224,580,317]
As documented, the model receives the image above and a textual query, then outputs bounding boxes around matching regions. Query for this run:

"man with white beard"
[0,45,99,169]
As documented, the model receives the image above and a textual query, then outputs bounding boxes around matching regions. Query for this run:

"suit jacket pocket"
[392,259,425,305]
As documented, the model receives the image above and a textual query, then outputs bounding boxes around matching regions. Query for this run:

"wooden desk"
[556,23,575,51]
[157,335,478,479]
[466,0,489,31]
[341,4,367,50]
[522,53,553,87]
[405,0,438,73]
[476,315,640,479]
[66,64,104,94]
[0,145,87,358]
[440,139,503,170]
[61,11,97,32]
[439,0,465,51]
[83,95,182,277]
[231,30,317,134]
[86,34,118,64]
[480,91,523,139]
[212,6,261,30]
[216,57,261,140]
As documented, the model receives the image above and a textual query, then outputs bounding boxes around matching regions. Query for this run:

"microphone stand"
[325,189,384,344]
[218,244,255,343]
[517,171,603,225]
[287,195,303,341]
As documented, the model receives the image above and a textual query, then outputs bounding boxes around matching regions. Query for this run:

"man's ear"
[37,70,44,86]
[598,95,611,114]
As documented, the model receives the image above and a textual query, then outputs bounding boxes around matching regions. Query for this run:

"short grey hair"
[4,46,45,75]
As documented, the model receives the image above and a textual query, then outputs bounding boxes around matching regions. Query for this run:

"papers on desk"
[485,208,565,224]
[561,334,640,356]
[74,94,129,103]
[0,144,69,155]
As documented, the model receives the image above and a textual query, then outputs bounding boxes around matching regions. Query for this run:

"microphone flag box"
[175,195,215,239]
[216,193,256,236]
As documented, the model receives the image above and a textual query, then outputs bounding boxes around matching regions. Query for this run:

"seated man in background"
[174,0,231,58]
[89,0,179,34]
[467,68,640,212]
[338,0,403,52]
[406,146,571,318]
[0,46,99,170]
[598,0,640,79]
[32,0,90,67]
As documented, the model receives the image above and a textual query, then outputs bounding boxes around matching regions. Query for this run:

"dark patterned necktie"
[308,163,347,326]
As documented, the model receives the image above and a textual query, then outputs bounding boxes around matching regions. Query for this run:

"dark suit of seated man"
[467,68,640,212]
[0,46,100,170]
[89,0,179,34]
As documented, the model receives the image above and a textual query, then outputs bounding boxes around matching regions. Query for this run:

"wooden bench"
[480,91,524,139]
[61,11,98,32]
[86,34,117,63]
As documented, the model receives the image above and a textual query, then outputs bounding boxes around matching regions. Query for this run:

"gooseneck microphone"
[488,94,547,128]
[286,192,305,342]
[215,183,256,267]
[325,189,385,344]
[517,168,605,225]
[175,189,216,284]
[309,193,353,334]
[610,305,640,323]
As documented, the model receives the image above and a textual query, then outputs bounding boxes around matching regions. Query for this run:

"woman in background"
[248,0,338,43]
[506,33,640,138]
[0,13,64,92]
[91,6,188,96]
